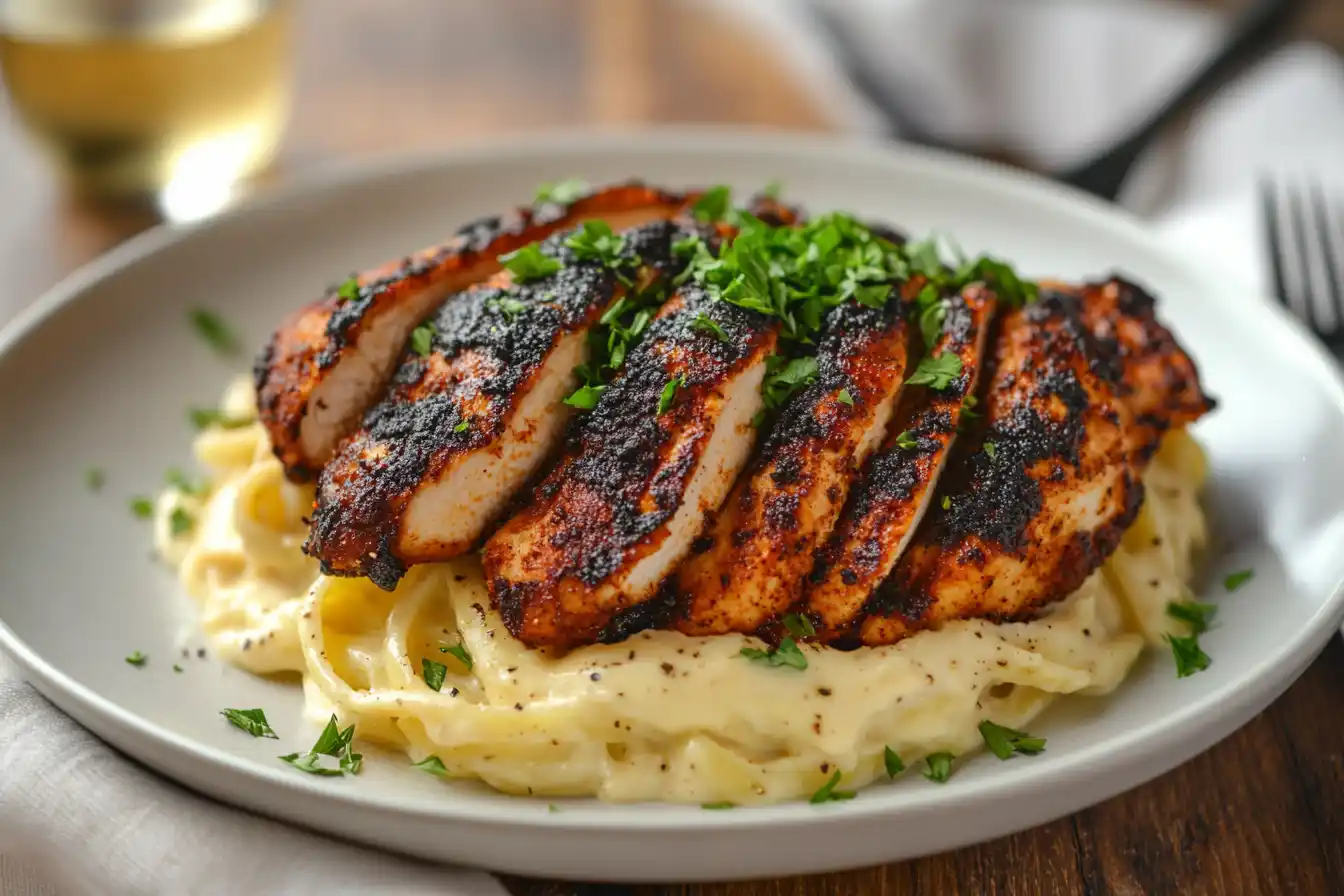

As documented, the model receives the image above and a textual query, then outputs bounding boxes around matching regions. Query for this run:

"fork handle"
[1060,0,1308,199]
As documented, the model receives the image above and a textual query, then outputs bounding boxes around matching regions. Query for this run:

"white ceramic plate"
[2,131,1343,883]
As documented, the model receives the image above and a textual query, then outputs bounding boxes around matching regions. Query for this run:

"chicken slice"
[805,284,997,638]
[484,287,778,649]
[305,221,691,588]
[255,183,694,480]
[1065,276,1215,460]
[674,299,911,636]
[861,290,1144,645]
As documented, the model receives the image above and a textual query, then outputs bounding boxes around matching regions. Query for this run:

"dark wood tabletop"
[1,2,1342,894]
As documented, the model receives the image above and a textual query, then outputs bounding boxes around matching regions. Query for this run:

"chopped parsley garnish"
[960,394,979,420]
[173,664,183,673]
[440,642,473,671]
[409,322,436,357]
[739,637,808,671]
[166,467,206,496]
[281,714,361,777]
[335,276,360,302]
[188,408,253,430]
[1165,633,1211,678]
[85,467,105,492]
[702,801,735,810]
[221,708,279,739]
[413,755,449,776]
[189,309,238,355]
[565,220,631,270]
[169,507,194,537]
[487,296,528,320]
[125,651,147,667]
[781,613,816,639]
[915,284,946,352]
[548,803,561,813]
[421,658,448,692]
[454,420,469,433]
[563,384,606,410]
[692,186,732,223]
[941,495,951,511]
[535,178,588,205]
[978,721,1046,760]
[983,441,997,461]
[837,389,855,406]
[892,431,918,451]
[923,752,954,783]
[690,312,730,342]
[883,746,905,778]
[906,353,964,390]
[657,375,686,415]
[809,770,856,803]
[762,355,818,410]
[130,497,153,519]
[1223,569,1254,592]
[761,179,783,200]
[1167,600,1218,634]
[500,243,562,282]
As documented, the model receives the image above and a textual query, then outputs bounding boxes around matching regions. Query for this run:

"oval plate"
[2,131,1343,882]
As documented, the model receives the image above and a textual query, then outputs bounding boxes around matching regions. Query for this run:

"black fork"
[1261,177,1344,351]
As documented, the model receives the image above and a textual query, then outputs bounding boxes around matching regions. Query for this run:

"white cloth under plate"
[0,658,506,896]
[714,0,1344,295]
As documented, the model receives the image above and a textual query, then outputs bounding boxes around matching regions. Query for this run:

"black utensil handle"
[1062,0,1307,196]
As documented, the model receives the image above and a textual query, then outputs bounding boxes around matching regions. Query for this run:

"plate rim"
[3,125,1344,835]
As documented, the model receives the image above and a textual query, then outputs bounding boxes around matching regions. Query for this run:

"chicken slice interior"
[484,286,778,649]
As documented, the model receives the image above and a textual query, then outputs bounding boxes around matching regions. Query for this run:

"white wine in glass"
[0,0,292,204]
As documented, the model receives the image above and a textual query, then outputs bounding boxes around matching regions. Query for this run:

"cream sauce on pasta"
[158,376,1209,804]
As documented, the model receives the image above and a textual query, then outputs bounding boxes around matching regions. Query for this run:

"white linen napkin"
[0,655,506,895]
[715,0,1344,295]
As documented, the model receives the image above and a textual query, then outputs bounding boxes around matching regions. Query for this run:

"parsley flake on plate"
[1167,600,1218,634]
[125,651,147,667]
[281,715,361,777]
[168,507,194,537]
[84,467,105,492]
[130,497,154,519]
[1223,569,1254,592]
[409,322,437,357]
[923,752,955,783]
[221,708,279,739]
[809,770,856,804]
[978,721,1046,760]
[413,755,449,776]
[1165,632,1211,678]
[702,801,735,810]
[739,637,808,671]
[892,430,918,451]
[883,746,905,778]
[189,309,238,355]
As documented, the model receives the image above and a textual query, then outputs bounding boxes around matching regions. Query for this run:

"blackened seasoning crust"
[305,222,690,588]
[804,285,997,638]
[483,284,778,648]
[861,290,1145,645]
[256,183,693,481]
[675,295,912,636]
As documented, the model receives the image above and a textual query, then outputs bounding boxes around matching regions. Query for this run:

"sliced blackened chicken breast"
[860,291,1144,645]
[484,287,778,649]
[256,183,693,480]
[1067,276,1215,460]
[805,285,997,638]
[674,299,911,636]
[305,221,690,588]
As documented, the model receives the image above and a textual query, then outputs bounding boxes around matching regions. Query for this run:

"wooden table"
[1,2,1342,894]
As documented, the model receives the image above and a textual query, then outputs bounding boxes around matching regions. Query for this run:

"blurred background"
[0,0,1339,324]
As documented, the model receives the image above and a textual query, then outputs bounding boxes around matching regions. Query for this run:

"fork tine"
[1286,177,1330,335]
[1261,177,1293,311]
[1307,177,1344,337]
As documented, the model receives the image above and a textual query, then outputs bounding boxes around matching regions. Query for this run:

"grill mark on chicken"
[305,222,691,588]
[256,183,694,481]
[674,298,911,636]
[804,285,997,639]
[861,290,1147,645]
[484,285,777,648]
